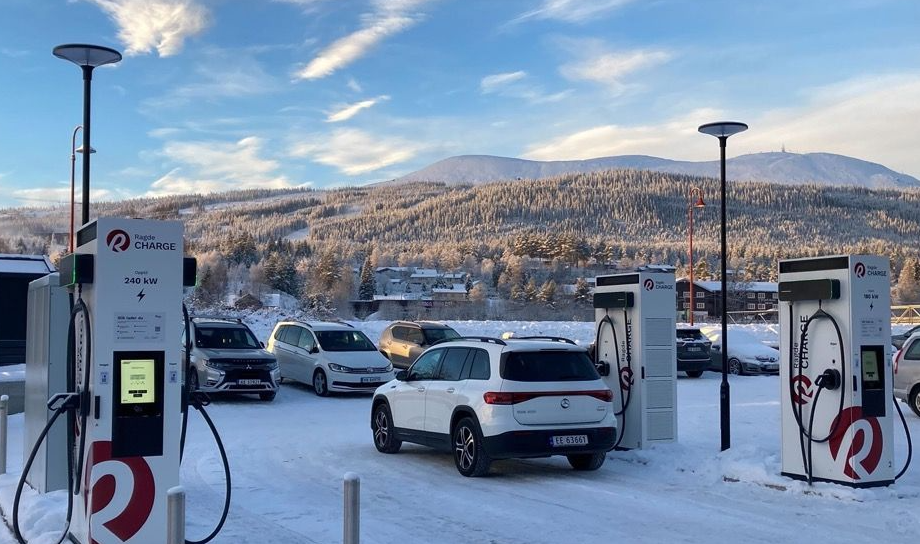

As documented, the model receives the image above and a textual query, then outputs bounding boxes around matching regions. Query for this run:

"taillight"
[894,349,902,374]
[484,390,614,404]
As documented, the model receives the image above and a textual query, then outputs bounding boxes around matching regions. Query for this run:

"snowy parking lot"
[0,320,917,544]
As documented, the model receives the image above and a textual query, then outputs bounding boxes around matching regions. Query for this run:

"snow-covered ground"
[0,319,917,544]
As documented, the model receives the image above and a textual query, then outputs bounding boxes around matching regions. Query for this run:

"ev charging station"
[778,254,901,487]
[15,216,232,544]
[593,268,677,450]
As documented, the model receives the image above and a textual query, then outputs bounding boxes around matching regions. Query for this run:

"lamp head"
[53,44,122,68]
[698,121,748,139]
[693,196,705,208]
[75,145,96,154]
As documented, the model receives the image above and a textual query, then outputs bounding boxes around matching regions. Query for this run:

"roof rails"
[431,336,507,346]
[191,315,243,323]
[515,336,578,345]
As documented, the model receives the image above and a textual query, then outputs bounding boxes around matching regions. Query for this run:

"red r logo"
[828,407,883,480]
[643,279,654,291]
[84,441,155,543]
[619,366,634,391]
[854,262,866,278]
[106,230,131,252]
[790,375,813,405]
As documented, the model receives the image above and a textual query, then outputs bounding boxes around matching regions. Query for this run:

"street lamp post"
[687,187,705,325]
[53,44,122,226]
[698,121,748,452]
[69,126,96,252]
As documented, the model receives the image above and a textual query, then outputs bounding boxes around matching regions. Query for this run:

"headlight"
[204,359,222,369]
[755,355,776,362]
[267,360,279,370]
[328,363,353,373]
[385,363,393,372]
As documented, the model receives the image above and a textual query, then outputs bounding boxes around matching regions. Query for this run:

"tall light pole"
[53,44,122,226]
[698,121,748,452]
[69,126,96,252]
[687,187,705,325]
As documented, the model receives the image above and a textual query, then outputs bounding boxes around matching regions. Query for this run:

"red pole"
[689,202,695,325]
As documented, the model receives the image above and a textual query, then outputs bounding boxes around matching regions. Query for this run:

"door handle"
[446,388,455,393]
[416,387,426,392]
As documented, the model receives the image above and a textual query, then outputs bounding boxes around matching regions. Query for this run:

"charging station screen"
[861,347,883,388]
[120,359,155,404]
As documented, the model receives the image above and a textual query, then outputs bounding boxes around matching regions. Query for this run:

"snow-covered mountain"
[395,152,920,189]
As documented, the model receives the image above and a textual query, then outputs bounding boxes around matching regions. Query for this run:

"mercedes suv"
[370,336,616,476]
[184,316,280,401]
[378,321,461,369]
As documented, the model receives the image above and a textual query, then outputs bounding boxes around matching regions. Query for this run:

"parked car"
[184,316,279,401]
[267,321,394,396]
[700,326,779,375]
[676,327,712,378]
[370,336,616,477]
[894,332,920,417]
[378,321,461,369]
[893,325,920,350]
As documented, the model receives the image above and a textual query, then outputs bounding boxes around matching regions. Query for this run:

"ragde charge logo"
[106,229,131,253]
[643,278,654,291]
[829,407,883,481]
[854,262,866,278]
[790,375,813,405]
[84,441,155,544]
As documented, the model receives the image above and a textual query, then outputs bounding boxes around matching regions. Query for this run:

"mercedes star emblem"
[560,398,570,409]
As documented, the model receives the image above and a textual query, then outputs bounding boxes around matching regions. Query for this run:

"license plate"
[238,379,262,386]
[361,377,378,383]
[551,435,588,447]
[687,347,701,352]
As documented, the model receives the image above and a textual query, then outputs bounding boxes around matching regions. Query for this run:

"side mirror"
[395,370,408,381]
[260,341,265,348]
[711,345,721,352]
[310,345,319,354]
[595,361,611,377]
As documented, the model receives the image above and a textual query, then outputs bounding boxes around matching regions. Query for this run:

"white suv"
[370,336,616,476]
[267,321,394,396]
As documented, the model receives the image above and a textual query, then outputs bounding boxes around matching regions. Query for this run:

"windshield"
[195,326,261,349]
[423,328,460,344]
[502,350,599,382]
[677,329,706,341]
[315,330,377,352]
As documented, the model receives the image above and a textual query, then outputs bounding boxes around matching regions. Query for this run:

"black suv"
[377,321,461,369]
[184,317,280,401]
[676,327,712,378]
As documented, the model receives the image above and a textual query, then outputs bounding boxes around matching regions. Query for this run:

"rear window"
[677,330,706,341]
[501,350,599,382]
[906,339,920,360]
[423,328,460,344]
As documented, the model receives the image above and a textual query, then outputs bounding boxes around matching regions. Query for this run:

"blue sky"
[1,0,919,206]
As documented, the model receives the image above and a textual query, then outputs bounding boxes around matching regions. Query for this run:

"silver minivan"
[894,332,920,417]
[267,321,393,396]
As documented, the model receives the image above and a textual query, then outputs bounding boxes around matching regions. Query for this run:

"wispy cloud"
[0,48,29,58]
[290,128,422,175]
[480,70,571,104]
[142,54,280,109]
[85,0,209,57]
[557,39,671,94]
[347,78,363,93]
[512,0,635,24]
[149,136,294,196]
[294,0,435,80]
[480,71,527,94]
[273,0,331,12]
[326,95,390,123]
[12,186,117,205]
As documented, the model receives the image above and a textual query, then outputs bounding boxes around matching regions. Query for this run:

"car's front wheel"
[728,358,743,376]
[313,369,329,397]
[453,418,491,477]
[188,370,200,391]
[909,386,920,418]
[567,452,606,471]
[372,403,401,453]
[686,370,704,378]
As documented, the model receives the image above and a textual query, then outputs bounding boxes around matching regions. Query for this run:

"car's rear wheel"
[728,358,743,376]
[453,418,491,477]
[567,452,606,471]
[686,370,704,378]
[372,403,401,453]
[909,386,920,418]
[259,391,276,402]
[313,369,329,397]
[189,370,200,391]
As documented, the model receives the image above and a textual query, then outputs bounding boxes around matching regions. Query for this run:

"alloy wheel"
[374,410,389,448]
[455,426,475,471]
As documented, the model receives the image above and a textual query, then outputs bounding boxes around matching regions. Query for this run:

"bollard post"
[167,486,186,544]
[343,472,360,544]
[0,394,8,475]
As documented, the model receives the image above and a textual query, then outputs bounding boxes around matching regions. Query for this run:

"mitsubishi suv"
[267,321,394,396]
[370,336,616,477]
[676,327,712,378]
[184,316,280,401]
[378,321,461,369]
